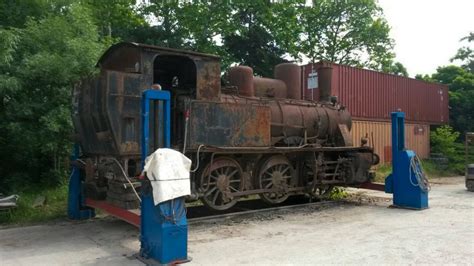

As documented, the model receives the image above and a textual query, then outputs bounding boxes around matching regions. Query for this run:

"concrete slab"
[1,177,473,265]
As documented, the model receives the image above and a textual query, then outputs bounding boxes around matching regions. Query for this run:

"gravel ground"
[0,177,472,265]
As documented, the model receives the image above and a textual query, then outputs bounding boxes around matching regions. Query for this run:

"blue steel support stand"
[139,89,189,265]
[385,112,429,209]
[67,143,95,220]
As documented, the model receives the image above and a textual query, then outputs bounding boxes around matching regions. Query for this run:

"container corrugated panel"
[351,120,430,164]
[301,63,449,124]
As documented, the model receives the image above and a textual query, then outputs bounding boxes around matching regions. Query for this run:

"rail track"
[186,196,341,224]
[86,195,344,227]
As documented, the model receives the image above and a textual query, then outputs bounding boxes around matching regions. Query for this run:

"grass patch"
[0,184,68,226]
[374,163,392,183]
[373,159,461,184]
[329,187,348,200]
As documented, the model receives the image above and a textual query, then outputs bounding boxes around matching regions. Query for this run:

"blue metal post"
[385,112,429,209]
[67,143,95,220]
[140,89,188,264]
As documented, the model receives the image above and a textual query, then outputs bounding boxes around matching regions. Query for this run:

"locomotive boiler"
[73,42,379,211]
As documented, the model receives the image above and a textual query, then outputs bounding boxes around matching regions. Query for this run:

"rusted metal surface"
[253,77,287,98]
[188,101,271,148]
[85,198,140,227]
[257,155,295,204]
[73,42,222,158]
[268,100,351,146]
[228,66,289,99]
[228,66,254,97]
[274,63,301,100]
[302,62,449,124]
[195,59,221,101]
[220,92,352,147]
[198,157,243,210]
[318,61,333,102]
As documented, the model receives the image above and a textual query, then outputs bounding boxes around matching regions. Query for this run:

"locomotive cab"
[153,55,197,147]
[73,42,221,161]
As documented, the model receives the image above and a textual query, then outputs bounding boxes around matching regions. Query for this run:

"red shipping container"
[301,62,449,124]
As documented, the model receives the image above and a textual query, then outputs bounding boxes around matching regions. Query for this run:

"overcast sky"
[378,0,473,77]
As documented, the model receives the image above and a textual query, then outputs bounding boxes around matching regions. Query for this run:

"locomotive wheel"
[199,157,243,211]
[258,155,295,204]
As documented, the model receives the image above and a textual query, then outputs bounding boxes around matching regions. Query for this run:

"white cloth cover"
[143,148,191,205]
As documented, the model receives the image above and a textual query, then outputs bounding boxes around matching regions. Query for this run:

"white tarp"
[143,148,191,205]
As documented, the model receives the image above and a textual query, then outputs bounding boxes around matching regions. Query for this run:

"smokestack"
[318,61,333,102]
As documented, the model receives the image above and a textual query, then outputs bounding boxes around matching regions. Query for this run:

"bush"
[431,126,459,157]
[430,125,464,174]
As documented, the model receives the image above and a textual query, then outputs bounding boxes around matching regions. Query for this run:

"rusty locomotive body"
[73,42,378,210]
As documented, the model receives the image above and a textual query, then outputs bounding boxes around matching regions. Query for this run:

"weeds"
[0,184,68,226]
[373,158,461,185]
[329,187,348,200]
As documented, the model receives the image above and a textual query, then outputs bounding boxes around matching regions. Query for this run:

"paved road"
[1,177,473,265]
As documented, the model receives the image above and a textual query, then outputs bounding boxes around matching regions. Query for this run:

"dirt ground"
[0,177,473,265]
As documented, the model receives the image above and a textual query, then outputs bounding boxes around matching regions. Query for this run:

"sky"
[378,0,473,77]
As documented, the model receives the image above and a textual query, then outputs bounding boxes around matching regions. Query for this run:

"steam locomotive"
[73,42,379,211]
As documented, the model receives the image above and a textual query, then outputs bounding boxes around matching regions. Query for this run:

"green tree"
[140,0,399,75]
[299,0,394,71]
[416,34,474,136]
[451,32,473,73]
[139,1,220,49]
[82,0,145,42]
[140,0,303,75]
[415,74,434,82]
[0,2,105,192]
[431,125,460,157]
[428,66,474,134]
[0,0,56,28]
[384,61,409,77]
[430,125,463,172]
[222,1,300,76]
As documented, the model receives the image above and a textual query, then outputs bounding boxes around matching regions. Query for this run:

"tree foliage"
[299,0,395,70]
[416,33,474,135]
[0,2,107,192]
[384,62,408,77]
[451,32,474,73]
[140,0,304,76]
[430,125,465,173]
[138,0,401,75]
[431,125,460,157]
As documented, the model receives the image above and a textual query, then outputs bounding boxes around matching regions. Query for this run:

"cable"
[408,155,431,192]
[111,158,142,203]
[182,100,191,154]
[190,144,205,173]
[182,114,189,154]
[159,198,187,225]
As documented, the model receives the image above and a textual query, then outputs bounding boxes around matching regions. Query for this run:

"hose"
[408,155,431,192]
[182,114,189,154]
[111,158,142,203]
[190,144,204,173]
[159,198,187,225]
